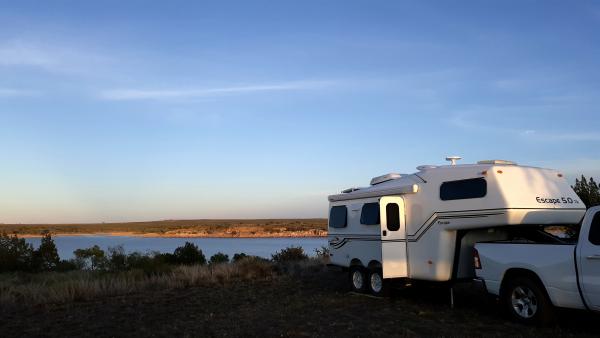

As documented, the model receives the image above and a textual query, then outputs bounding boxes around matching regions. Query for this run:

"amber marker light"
[497,170,503,174]
[558,173,563,178]
[481,170,488,175]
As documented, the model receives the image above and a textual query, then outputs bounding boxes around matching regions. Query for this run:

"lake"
[25,236,328,260]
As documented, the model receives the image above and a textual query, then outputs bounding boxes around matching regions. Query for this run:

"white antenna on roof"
[445,156,462,165]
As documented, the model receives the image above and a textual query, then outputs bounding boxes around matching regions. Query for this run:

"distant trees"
[0,232,64,273]
[572,175,600,208]
[1,234,316,276]
[0,235,211,273]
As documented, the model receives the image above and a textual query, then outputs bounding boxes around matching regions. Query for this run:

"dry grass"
[0,257,283,306]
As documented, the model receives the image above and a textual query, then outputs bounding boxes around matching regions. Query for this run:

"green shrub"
[232,253,248,262]
[126,251,172,274]
[173,242,206,265]
[209,252,229,266]
[0,232,35,272]
[271,246,308,263]
[315,246,330,259]
[73,245,108,271]
[32,232,60,271]
[107,245,127,271]
[56,259,79,272]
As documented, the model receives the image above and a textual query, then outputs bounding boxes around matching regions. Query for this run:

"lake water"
[25,236,328,260]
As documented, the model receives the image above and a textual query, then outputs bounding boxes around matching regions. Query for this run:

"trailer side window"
[360,203,380,225]
[588,212,600,245]
[329,206,348,228]
[440,178,487,201]
[386,203,400,231]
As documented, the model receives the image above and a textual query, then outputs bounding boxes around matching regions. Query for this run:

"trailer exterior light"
[497,170,503,174]
[481,170,488,175]
[558,173,563,178]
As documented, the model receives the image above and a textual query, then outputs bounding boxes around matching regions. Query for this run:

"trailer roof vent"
[370,173,402,186]
[341,187,361,193]
[416,165,437,171]
[477,160,517,165]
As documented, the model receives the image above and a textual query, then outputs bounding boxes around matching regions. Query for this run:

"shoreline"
[17,231,328,239]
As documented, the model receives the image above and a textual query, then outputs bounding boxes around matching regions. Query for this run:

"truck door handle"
[586,255,600,260]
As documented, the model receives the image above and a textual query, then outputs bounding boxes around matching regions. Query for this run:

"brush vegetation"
[0,233,326,306]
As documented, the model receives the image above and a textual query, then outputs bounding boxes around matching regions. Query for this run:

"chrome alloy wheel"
[352,270,364,290]
[370,271,383,293]
[511,286,538,319]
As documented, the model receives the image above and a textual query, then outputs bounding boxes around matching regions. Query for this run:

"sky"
[1,0,599,223]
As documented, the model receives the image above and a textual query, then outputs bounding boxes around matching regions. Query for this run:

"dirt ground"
[1,268,598,337]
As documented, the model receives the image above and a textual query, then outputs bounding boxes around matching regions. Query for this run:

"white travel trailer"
[327,157,586,296]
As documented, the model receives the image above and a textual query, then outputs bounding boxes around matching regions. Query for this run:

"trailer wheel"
[367,269,389,297]
[349,266,366,293]
[502,276,554,325]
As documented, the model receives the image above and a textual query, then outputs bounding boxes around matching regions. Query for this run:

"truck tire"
[502,276,554,325]
[367,268,389,297]
[349,266,367,293]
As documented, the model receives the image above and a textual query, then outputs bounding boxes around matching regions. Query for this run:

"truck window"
[329,206,348,228]
[386,203,400,231]
[440,177,487,201]
[360,203,380,225]
[588,212,600,245]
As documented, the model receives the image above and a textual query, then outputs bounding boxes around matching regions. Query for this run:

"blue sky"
[1,1,599,223]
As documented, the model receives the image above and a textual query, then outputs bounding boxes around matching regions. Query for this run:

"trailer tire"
[349,266,367,293]
[367,269,389,297]
[502,276,554,325]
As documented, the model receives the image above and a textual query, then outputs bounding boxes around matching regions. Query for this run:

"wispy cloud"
[523,130,600,141]
[449,112,600,142]
[99,80,336,101]
[0,88,38,97]
[0,39,110,75]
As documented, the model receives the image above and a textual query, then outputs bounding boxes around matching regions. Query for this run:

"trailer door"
[380,196,408,278]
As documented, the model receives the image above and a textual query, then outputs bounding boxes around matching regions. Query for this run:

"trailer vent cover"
[370,173,402,186]
[477,160,517,165]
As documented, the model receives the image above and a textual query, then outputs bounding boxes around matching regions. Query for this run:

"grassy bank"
[0,219,328,237]
[0,257,280,305]
[2,262,599,337]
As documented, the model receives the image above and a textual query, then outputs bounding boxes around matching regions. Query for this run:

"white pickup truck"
[474,206,600,324]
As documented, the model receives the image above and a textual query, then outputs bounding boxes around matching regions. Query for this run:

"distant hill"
[0,219,328,238]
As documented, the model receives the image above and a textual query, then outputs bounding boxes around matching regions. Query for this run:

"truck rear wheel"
[502,276,554,325]
[349,266,366,293]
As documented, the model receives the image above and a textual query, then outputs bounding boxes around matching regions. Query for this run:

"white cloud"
[99,80,336,100]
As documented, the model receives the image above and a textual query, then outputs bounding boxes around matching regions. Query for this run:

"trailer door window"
[440,178,487,201]
[329,206,348,228]
[386,203,400,231]
[360,203,380,225]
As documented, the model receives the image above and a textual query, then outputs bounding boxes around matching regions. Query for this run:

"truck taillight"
[473,249,482,269]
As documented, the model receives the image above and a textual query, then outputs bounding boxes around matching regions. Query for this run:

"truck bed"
[475,242,585,309]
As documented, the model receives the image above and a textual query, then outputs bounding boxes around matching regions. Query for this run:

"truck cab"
[474,206,600,324]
